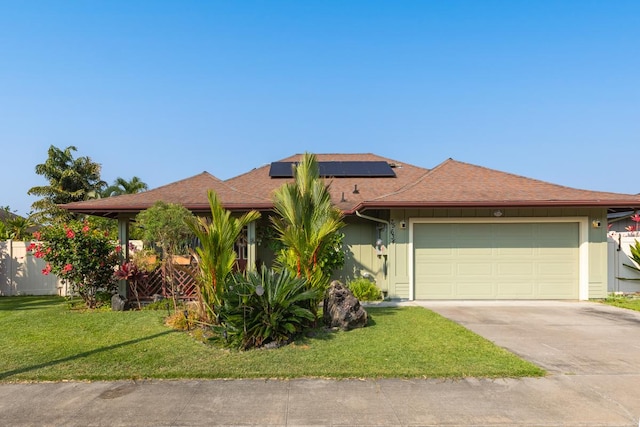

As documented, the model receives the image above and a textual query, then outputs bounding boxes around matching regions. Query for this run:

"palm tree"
[102,176,148,197]
[186,190,260,323]
[271,153,345,300]
[28,145,105,224]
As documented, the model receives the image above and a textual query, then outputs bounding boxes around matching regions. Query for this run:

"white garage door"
[414,222,579,299]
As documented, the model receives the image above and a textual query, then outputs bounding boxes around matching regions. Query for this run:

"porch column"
[117,215,130,296]
[247,220,257,271]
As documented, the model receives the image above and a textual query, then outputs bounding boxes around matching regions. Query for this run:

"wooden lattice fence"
[133,265,198,302]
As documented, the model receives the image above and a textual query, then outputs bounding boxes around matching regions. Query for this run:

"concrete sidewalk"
[1,376,640,426]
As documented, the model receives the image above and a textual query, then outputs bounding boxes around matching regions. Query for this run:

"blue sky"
[1,1,638,216]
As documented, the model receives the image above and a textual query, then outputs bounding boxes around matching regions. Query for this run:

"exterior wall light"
[375,238,386,257]
[493,210,503,217]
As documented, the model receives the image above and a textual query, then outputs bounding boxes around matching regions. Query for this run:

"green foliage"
[102,176,148,197]
[131,247,160,272]
[317,231,345,278]
[95,290,114,308]
[624,240,640,272]
[271,153,345,307]
[214,266,322,350]
[28,145,106,224]
[28,219,120,308]
[0,207,36,240]
[136,201,195,258]
[143,298,178,311]
[602,293,640,312]
[348,277,382,301]
[185,190,260,323]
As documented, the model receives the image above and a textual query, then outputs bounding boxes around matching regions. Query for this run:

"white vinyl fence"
[608,232,640,294]
[0,240,66,296]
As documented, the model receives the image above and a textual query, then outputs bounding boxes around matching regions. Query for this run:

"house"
[62,153,640,301]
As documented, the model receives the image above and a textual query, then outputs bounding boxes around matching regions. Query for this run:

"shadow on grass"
[0,296,64,311]
[0,330,174,380]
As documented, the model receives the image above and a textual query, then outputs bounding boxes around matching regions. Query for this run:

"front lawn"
[0,296,544,381]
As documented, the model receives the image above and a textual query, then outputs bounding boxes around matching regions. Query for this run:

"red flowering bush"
[28,219,121,308]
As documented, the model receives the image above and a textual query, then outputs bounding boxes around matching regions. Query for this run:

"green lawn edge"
[0,296,545,382]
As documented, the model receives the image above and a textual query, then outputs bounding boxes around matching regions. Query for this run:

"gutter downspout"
[355,210,390,296]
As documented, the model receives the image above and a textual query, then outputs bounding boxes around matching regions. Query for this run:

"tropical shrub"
[28,219,120,308]
[0,207,35,240]
[136,201,195,258]
[215,266,322,350]
[271,153,345,315]
[114,244,161,309]
[136,201,196,309]
[348,277,382,301]
[186,190,260,324]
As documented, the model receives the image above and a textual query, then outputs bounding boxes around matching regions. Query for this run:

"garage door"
[414,222,579,299]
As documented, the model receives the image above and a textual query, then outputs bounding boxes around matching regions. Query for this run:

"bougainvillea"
[28,219,121,308]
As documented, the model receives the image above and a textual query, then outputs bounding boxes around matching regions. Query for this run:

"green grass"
[0,296,544,382]
[601,294,640,311]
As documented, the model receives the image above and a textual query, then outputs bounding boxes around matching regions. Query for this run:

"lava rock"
[323,280,368,331]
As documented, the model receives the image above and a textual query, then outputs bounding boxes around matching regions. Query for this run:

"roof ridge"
[150,171,221,190]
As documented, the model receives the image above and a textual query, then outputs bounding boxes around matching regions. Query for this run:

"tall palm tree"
[102,176,148,197]
[271,153,345,295]
[28,145,106,224]
[186,190,260,323]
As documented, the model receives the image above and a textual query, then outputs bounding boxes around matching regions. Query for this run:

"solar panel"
[269,161,396,178]
[269,162,296,177]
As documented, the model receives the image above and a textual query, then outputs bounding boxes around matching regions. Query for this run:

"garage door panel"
[538,281,575,298]
[498,263,534,275]
[496,283,536,298]
[414,222,579,299]
[416,261,452,276]
[459,247,494,256]
[457,282,494,297]
[537,262,576,276]
[496,247,535,257]
[457,263,492,275]
[416,283,454,299]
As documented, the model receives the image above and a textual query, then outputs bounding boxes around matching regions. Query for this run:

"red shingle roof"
[62,172,272,218]
[62,154,640,218]
[365,159,640,209]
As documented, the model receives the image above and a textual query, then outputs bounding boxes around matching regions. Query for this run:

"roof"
[61,172,272,218]
[364,158,640,210]
[61,154,640,218]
